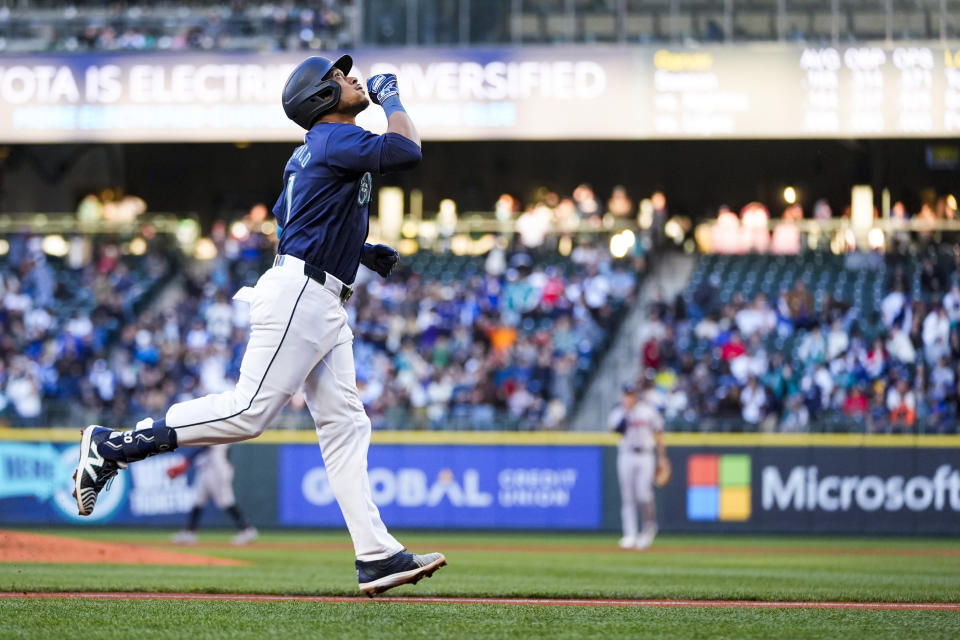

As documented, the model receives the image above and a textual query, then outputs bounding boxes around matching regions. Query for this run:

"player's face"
[329,68,369,115]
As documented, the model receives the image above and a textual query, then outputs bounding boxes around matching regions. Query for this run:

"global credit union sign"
[279,444,601,529]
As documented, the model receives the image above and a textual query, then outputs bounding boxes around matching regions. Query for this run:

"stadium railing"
[693,216,960,255]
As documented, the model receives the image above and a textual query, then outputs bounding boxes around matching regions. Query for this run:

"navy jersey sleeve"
[380,133,422,173]
[326,125,384,175]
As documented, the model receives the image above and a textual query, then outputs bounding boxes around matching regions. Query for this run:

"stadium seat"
[890,7,930,39]
[852,12,888,40]
[510,13,543,42]
[624,14,656,41]
[582,14,617,42]
[544,14,575,42]
[735,11,774,39]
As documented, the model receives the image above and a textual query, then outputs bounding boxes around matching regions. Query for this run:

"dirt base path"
[0,531,245,567]
[0,592,957,610]
[166,540,960,558]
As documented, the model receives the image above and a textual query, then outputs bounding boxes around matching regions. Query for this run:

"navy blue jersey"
[271,123,381,284]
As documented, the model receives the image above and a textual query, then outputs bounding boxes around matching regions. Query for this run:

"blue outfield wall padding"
[1,434,958,534]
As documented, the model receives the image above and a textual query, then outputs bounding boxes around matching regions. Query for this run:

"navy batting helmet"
[282,54,353,130]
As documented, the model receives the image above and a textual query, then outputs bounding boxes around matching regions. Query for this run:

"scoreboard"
[0,43,958,142]
[646,44,960,138]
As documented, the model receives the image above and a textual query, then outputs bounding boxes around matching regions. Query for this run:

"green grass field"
[2,529,959,639]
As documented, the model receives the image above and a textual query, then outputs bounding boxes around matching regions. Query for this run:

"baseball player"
[609,382,668,550]
[167,445,259,546]
[73,54,446,596]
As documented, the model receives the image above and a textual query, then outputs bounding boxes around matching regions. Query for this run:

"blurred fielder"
[73,54,446,596]
[167,445,258,546]
[609,381,670,550]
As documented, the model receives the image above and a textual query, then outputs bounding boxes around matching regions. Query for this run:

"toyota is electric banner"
[3,42,960,142]
[278,444,603,529]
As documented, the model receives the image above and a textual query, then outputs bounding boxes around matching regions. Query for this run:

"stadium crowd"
[5,182,960,434]
[0,233,172,426]
[4,1,949,52]
[0,182,643,430]
[353,240,639,430]
[637,244,960,435]
[2,1,355,53]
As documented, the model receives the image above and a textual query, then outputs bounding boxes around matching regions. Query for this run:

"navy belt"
[274,254,353,302]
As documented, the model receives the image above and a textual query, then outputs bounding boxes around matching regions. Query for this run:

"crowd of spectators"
[2,1,354,53]
[0,182,643,430]
[637,242,960,434]
[11,183,960,433]
[109,228,639,431]
[702,195,960,256]
[353,241,639,430]
[68,218,274,429]
[495,183,666,254]
[2,1,947,52]
[0,233,172,426]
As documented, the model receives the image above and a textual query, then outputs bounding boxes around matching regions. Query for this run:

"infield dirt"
[0,530,246,566]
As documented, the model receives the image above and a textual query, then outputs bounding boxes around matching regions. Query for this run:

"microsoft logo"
[687,454,751,521]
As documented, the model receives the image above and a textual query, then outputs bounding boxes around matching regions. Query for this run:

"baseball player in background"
[73,54,446,596]
[167,445,259,546]
[609,381,668,550]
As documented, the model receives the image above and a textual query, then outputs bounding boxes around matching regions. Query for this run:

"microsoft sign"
[762,464,960,513]
[665,447,960,533]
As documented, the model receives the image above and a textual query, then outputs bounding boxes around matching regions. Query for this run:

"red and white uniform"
[609,400,663,541]
[191,444,237,510]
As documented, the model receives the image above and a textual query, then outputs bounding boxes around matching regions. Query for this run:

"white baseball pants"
[617,449,655,540]
[163,255,403,561]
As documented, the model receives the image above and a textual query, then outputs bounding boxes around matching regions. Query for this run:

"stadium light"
[637,199,654,229]
[194,238,217,260]
[609,229,635,258]
[397,239,419,255]
[379,187,405,242]
[783,186,797,204]
[401,221,419,238]
[230,221,250,240]
[176,219,200,247]
[419,221,438,243]
[41,235,68,257]
[128,237,147,256]
[664,219,684,242]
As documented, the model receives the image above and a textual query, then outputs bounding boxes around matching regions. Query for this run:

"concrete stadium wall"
[1,429,958,534]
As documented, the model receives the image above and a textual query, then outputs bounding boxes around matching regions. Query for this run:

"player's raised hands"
[366,74,400,107]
